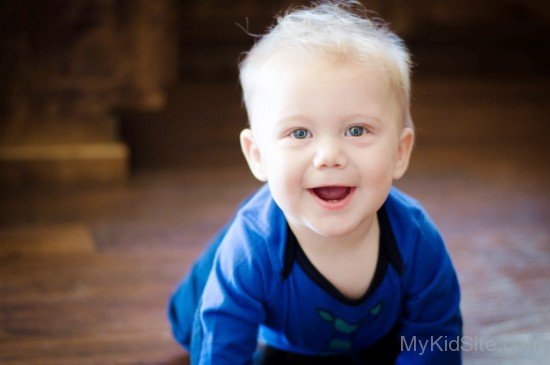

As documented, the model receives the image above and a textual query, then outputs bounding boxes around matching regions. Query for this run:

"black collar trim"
[280,204,403,306]
[378,204,404,275]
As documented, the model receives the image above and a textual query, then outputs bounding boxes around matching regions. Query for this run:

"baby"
[169,2,462,364]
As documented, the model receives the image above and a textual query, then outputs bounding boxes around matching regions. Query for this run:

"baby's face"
[241,55,413,239]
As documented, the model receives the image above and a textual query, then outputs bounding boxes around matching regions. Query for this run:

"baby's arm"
[396,212,462,364]
[191,223,270,365]
[168,195,255,350]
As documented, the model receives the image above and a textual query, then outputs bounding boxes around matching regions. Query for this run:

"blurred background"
[0,1,548,364]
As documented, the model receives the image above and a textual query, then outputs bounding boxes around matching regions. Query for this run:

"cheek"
[357,148,396,182]
[264,145,302,174]
[271,157,303,188]
[264,150,307,197]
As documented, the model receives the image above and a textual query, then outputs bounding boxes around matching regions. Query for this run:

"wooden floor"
[1,74,549,364]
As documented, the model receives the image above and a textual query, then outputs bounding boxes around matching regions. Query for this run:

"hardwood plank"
[0,223,96,257]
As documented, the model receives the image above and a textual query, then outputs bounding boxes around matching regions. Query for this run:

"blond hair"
[239,0,413,128]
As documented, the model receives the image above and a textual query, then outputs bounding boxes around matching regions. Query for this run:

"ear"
[240,128,267,182]
[392,127,414,180]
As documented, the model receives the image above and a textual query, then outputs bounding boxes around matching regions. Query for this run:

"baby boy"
[169,2,462,364]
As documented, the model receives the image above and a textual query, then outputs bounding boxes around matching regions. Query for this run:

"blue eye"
[292,129,310,139]
[346,126,365,137]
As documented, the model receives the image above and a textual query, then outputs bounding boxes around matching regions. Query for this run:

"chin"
[309,221,357,238]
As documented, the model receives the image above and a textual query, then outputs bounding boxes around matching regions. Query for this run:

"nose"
[313,137,347,169]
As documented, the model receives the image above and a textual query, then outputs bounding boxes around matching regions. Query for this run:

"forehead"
[258,48,390,85]
[247,51,400,129]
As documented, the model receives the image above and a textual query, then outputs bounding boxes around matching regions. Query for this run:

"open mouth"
[308,186,355,210]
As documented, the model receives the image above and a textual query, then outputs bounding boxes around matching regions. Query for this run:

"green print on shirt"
[316,301,383,352]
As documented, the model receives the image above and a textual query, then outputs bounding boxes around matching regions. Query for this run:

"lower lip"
[308,187,356,211]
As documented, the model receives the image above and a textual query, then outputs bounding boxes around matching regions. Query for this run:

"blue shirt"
[169,185,462,364]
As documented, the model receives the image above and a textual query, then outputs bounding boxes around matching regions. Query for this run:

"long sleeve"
[396,212,462,364]
[168,194,255,350]
[167,220,231,349]
[191,221,271,365]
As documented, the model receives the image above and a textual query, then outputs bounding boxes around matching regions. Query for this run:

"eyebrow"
[278,113,382,125]
[343,113,383,124]
[277,115,311,125]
